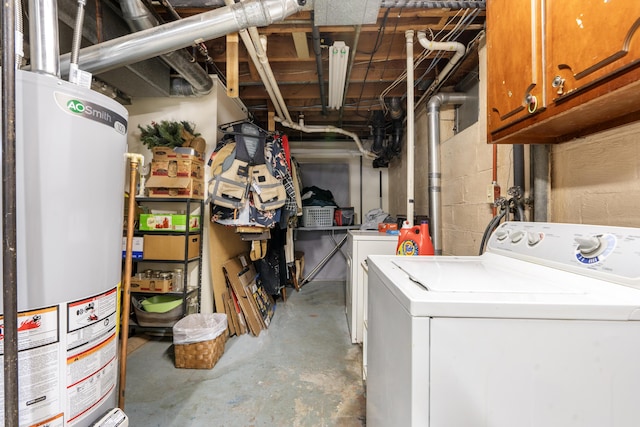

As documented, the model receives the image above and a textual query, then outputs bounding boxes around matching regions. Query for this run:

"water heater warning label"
[54,92,128,135]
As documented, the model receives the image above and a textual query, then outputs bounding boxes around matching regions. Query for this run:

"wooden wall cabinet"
[487,0,640,144]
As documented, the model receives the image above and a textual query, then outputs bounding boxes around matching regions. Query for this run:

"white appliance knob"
[510,230,525,243]
[575,236,603,256]
[527,232,542,246]
[495,229,509,241]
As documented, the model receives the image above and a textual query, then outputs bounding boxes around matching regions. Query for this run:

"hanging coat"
[209,133,293,228]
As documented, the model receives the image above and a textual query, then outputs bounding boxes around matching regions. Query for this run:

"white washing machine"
[366,221,640,427]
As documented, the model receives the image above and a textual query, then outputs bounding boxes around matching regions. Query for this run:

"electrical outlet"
[486,184,495,203]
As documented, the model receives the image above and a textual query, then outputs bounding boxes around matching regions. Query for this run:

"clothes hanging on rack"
[209,127,296,228]
[210,122,286,211]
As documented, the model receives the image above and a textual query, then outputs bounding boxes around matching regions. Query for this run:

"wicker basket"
[174,332,227,369]
[302,206,335,227]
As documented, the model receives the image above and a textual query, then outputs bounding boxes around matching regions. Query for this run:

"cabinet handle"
[552,75,565,95]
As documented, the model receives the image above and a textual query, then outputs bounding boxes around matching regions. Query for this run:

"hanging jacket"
[210,126,287,211]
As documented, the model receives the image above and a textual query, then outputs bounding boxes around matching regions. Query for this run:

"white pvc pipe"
[405,30,415,226]
[228,0,375,158]
[237,26,286,119]
[248,26,293,123]
[224,0,287,120]
[275,116,376,159]
[416,31,466,106]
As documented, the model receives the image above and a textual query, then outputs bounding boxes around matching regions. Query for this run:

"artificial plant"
[138,120,200,149]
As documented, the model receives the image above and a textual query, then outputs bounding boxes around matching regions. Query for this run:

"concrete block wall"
[389,40,521,255]
[550,121,640,227]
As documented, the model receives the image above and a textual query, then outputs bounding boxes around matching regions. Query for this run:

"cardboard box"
[150,158,203,179]
[143,234,200,260]
[152,147,200,162]
[139,214,201,232]
[122,236,143,259]
[222,255,269,336]
[145,176,204,200]
[129,277,173,293]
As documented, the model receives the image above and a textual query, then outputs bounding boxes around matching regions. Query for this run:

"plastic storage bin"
[141,295,183,313]
[132,295,184,327]
[302,206,336,227]
[334,207,355,226]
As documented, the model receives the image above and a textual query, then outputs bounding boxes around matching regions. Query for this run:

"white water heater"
[1,70,128,427]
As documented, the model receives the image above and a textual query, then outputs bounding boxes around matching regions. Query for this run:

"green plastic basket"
[141,295,183,313]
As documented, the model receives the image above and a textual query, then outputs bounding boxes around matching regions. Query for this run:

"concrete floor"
[123,281,366,426]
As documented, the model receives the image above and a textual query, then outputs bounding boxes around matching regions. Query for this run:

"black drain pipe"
[2,0,20,423]
[311,14,328,116]
[513,144,525,192]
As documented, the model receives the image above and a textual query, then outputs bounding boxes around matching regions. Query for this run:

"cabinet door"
[547,0,640,100]
[487,0,545,133]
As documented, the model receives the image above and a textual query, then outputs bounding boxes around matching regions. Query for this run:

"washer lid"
[391,256,582,294]
[367,254,640,320]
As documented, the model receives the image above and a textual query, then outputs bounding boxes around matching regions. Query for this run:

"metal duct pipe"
[59,0,303,77]
[29,0,60,75]
[119,0,213,95]
[311,15,328,116]
[380,0,485,7]
[427,92,468,254]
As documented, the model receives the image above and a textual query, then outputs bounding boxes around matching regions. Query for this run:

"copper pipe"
[118,154,142,409]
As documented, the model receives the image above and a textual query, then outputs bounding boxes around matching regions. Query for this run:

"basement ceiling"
[50,0,485,145]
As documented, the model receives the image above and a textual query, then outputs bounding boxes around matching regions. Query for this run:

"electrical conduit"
[118,0,214,95]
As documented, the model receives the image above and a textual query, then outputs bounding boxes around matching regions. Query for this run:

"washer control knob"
[527,232,542,246]
[575,236,604,257]
[495,229,509,241]
[510,230,525,243]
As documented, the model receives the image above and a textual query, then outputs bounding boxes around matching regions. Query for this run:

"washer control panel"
[486,221,640,285]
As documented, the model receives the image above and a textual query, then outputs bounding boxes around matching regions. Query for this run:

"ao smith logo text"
[67,99,112,122]
[55,92,128,135]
